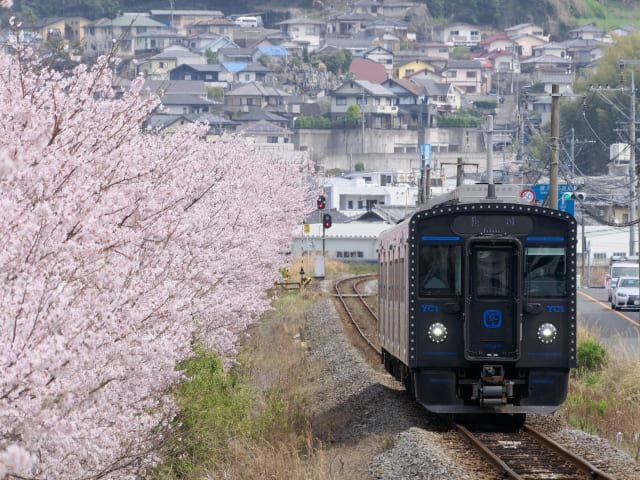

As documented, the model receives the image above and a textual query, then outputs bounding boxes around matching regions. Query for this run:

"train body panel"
[378,187,577,414]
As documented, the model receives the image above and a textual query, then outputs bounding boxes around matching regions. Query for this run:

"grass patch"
[151,259,370,479]
[560,326,640,461]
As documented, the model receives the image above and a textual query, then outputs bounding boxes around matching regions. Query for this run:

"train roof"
[420,184,530,210]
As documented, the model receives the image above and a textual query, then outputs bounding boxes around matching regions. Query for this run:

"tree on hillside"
[0,30,314,480]
[560,33,640,174]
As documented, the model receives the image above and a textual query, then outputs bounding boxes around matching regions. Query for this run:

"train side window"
[524,247,566,297]
[419,244,461,297]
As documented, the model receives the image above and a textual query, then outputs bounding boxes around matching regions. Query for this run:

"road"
[578,287,640,359]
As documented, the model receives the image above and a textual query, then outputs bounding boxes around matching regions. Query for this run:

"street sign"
[520,188,535,203]
[420,143,431,167]
[531,184,574,215]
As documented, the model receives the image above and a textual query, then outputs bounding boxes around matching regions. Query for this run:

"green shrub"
[576,338,608,375]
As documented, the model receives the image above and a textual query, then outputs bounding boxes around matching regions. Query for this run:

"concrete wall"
[294,127,489,174]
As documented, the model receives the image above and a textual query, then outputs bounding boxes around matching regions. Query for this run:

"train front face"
[409,203,577,414]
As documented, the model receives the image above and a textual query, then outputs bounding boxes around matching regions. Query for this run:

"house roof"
[136,28,185,39]
[383,77,423,96]
[160,94,214,106]
[92,13,166,28]
[277,16,326,25]
[445,59,484,69]
[193,18,235,26]
[226,82,289,97]
[151,47,204,60]
[242,120,291,134]
[142,79,207,96]
[173,63,222,73]
[349,57,388,83]
[235,110,289,122]
[357,79,394,96]
[520,54,571,65]
[256,45,290,56]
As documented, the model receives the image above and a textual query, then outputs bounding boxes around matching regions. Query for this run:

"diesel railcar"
[377,184,577,414]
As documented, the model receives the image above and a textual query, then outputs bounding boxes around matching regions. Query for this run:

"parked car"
[610,276,640,310]
[606,259,639,301]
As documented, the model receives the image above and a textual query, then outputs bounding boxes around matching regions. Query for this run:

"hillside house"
[188,33,237,55]
[188,18,236,39]
[395,59,435,79]
[276,17,326,52]
[510,33,549,57]
[478,34,516,53]
[442,59,485,94]
[504,23,548,42]
[330,79,398,128]
[137,45,205,79]
[350,57,388,83]
[158,93,215,115]
[241,120,294,151]
[83,13,168,58]
[169,63,229,86]
[150,9,224,35]
[362,45,394,77]
[133,29,186,55]
[224,82,290,114]
[434,23,481,46]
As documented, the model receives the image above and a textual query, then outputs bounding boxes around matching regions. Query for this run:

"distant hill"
[8,0,640,38]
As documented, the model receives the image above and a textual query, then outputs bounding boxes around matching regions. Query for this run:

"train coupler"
[471,365,515,405]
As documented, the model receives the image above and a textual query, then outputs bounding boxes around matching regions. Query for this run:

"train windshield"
[419,244,461,297]
[524,247,567,297]
[473,246,512,298]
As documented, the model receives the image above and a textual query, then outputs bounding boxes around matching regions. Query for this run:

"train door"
[465,239,522,361]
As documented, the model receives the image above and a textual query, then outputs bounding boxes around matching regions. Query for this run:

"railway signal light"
[317,195,326,210]
[323,213,332,229]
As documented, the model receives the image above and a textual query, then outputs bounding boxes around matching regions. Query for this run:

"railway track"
[453,420,617,480]
[333,273,380,355]
[332,274,620,480]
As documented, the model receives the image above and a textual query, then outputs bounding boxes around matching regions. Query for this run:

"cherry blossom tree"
[0,32,314,479]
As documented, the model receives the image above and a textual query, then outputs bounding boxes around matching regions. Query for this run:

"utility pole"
[630,69,636,255]
[549,84,560,210]
[486,115,496,199]
[361,88,365,154]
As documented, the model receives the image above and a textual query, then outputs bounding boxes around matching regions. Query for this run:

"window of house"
[358,200,364,209]
[267,136,278,143]
[305,27,315,34]
[247,98,254,106]
[205,74,213,80]
[466,71,476,78]
[150,40,156,48]
[185,74,191,80]
[375,117,382,128]
[447,70,457,78]
[244,74,251,81]
[348,200,354,209]
[336,97,347,105]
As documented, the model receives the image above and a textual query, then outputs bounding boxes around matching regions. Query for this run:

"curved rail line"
[334,273,380,355]
[454,420,617,480]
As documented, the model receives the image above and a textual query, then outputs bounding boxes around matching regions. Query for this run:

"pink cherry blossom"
[0,42,314,479]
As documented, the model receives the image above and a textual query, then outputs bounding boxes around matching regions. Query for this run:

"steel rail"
[334,274,380,355]
[524,425,617,480]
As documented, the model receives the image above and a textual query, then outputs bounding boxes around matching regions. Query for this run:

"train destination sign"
[452,214,534,235]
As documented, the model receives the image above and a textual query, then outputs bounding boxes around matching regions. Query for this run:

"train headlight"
[537,323,558,344]
[428,322,447,343]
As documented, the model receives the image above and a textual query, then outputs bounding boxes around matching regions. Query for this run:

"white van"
[235,16,259,28]
[606,258,639,301]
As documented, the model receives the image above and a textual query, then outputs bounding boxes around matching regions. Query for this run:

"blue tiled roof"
[257,45,290,56]
[222,61,248,72]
